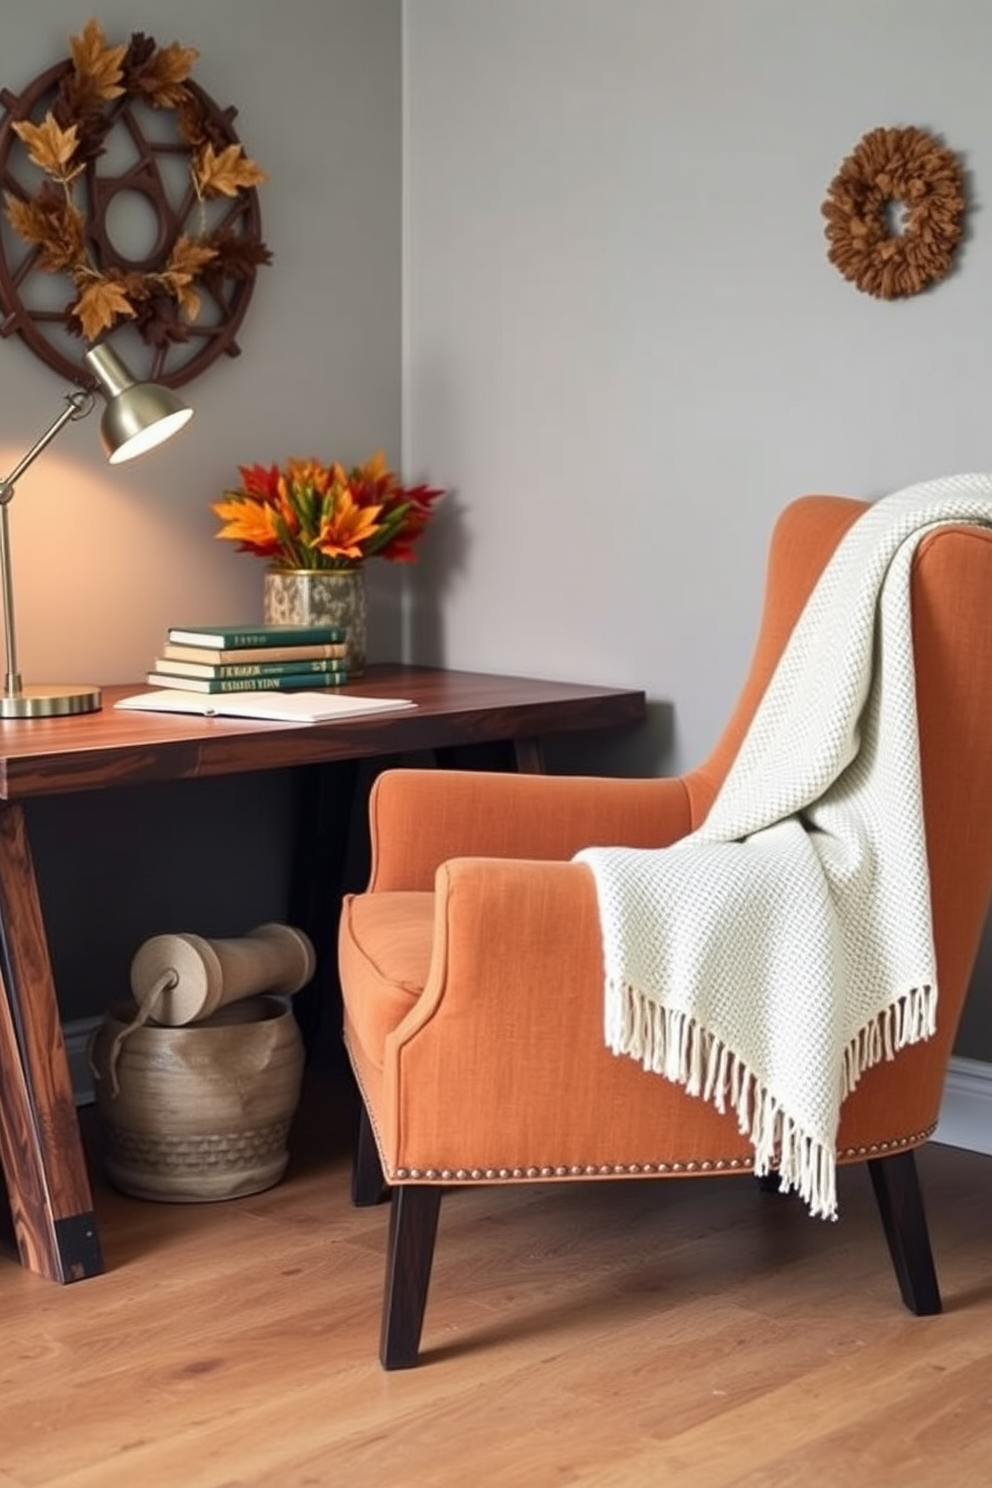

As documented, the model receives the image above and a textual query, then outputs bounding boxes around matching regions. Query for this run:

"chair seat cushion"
[339,891,434,1070]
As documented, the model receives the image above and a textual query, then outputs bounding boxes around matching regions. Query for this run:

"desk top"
[0,664,646,799]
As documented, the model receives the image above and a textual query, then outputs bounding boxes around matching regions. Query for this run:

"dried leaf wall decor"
[0,16,272,386]
[821,126,966,300]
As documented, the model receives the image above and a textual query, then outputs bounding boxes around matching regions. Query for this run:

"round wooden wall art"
[821,126,966,300]
[0,19,271,388]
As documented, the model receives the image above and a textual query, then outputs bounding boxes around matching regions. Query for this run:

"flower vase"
[263,567,366,676]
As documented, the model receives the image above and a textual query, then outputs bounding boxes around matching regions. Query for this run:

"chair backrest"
[683,493,992,1125]
[687,494,868,820]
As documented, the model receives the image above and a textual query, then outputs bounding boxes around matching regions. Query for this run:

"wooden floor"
[3,1078,992,1487]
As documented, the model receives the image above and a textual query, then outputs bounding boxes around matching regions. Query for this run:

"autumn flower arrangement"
[2,18,270,343]
[212,453,446,571]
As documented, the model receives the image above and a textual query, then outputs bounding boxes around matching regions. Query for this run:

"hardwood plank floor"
[2,1075,992,1487]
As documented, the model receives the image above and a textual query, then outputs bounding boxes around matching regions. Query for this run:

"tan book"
[161,641,349,665]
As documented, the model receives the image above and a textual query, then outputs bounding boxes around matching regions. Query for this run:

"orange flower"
[210,494,284,558]
[280,457,332,500]
[314,486,385,562]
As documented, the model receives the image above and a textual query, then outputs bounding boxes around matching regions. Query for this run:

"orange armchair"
[338,494,992,1367]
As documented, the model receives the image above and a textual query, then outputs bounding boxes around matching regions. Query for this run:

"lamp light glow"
[0,345,193,719]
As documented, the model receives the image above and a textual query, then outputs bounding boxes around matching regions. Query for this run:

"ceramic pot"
[263,567,366,675]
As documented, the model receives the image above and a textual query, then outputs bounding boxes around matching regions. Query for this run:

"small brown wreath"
[821,126,965,300]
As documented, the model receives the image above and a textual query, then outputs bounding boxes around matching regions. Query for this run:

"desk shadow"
[541,697,675,778]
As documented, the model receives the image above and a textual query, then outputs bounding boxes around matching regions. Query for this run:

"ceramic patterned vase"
[263,566,366,675]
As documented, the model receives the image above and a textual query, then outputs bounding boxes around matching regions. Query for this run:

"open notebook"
[114,689,416,724]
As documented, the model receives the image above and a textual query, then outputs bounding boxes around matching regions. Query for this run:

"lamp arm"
[0,388,93,494]
[0,389,94,697]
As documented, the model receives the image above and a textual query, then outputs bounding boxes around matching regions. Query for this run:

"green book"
[146,670,351,694]
[167,622,347,649]
[150,656,349,681]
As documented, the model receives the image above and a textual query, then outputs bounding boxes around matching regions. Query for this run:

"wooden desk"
[0,664,645,1284]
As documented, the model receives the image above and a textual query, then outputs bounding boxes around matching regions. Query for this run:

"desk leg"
[513,736,545,773]
[432,736,546,774]
[0,803,102,1282]
[289,759,363,1070]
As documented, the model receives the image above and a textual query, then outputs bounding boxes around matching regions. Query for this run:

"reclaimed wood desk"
[0,664,645,1284]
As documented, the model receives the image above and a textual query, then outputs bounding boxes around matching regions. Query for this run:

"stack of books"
[146,623,351,694]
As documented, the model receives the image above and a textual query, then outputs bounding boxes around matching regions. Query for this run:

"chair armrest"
[367,768,692,890]
[377,855,741,1171]
[393,858,601,1045]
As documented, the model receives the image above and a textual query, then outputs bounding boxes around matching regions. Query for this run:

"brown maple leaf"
[118,271,154,305]
[173,280,202,320]
[133,291,191,348]
[192,143,267,199]
[201,229,273,290]
[139,42,199,109]
[165,235,218,283]
[120,32,157,89]
[54,69,91,123]
[51,78,113,165]
[161,245,215,323]
[69,17,126,102]
[174,93,207,150]
[5,183,84,270]
[173,94,230,153]
[71,275,137,340]
[72,109,115,167]
[12,114,82,184]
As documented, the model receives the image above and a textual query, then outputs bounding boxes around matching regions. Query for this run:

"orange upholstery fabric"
[339,495,992,1187]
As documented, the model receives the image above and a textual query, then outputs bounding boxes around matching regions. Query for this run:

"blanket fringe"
[607,979,938,1221]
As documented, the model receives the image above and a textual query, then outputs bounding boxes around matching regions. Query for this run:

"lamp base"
[0,683,102,718]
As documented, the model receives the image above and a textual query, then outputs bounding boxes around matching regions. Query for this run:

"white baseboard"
[62,1019,992,1155]
[934,1054,992,1156]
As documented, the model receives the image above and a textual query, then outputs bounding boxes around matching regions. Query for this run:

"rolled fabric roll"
[129,922,316,1025]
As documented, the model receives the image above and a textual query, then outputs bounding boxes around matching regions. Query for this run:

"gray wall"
[400,0,992,1057]
[0,1,402,1016]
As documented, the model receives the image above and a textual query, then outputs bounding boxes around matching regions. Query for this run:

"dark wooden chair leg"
[867,1149,942,1316]
[351,1103,389,1207]
[380,1185,442,1370]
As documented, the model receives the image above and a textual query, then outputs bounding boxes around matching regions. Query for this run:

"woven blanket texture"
[575,474,992,1218]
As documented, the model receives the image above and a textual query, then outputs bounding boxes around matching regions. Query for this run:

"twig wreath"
[0,17,270,383]
[821,126,965,300]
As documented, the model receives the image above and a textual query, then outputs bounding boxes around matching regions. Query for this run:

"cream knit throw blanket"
[575,474,992,1219]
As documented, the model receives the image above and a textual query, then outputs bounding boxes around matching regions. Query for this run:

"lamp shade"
[83,343,194,464]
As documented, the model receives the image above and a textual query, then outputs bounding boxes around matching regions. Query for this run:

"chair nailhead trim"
[384,1126,936,1185]
[837,1123,935,1160]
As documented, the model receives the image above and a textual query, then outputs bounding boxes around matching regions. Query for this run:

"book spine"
[154,657,350,679]
[161,642,349,664]
[215,657,349,678]
[167,624,347,648]
[148,671,351,694]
